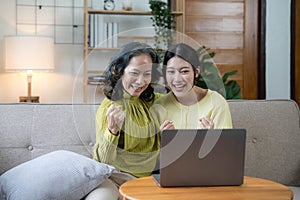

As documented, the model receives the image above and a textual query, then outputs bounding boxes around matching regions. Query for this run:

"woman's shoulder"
[204,89,229,107]
[154,92,165,100]
[97,97,113,110]
[154,92,173,104]
[100,97,112,104]
[206,89,226,100]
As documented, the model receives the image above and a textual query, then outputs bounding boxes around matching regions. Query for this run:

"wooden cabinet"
[184,0,259,99]
[83,0,184,102]
[293,0,300,105]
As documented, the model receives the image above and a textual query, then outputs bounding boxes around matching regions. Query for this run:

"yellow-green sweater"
[153,89,233,129]
[93,92,163,177]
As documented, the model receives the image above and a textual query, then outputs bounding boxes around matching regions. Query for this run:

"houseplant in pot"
[149,0,173,62]
[196,46,242,99]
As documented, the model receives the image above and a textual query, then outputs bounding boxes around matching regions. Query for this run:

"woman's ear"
[195,68,201,78]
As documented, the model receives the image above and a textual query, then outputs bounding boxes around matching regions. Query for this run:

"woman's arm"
[93,98,121,164]
[211,101,233,129]
[199,90,233,129]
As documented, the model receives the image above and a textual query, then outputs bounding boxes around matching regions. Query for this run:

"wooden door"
[292,0,300,105]
[185,0,259,99]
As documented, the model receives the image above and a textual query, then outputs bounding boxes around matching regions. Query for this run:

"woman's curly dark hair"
[103,42,160,101]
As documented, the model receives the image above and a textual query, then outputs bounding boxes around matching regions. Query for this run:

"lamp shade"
[4,36,54,71]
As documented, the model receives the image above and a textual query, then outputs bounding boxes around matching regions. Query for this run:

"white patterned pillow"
[0,150,115,200]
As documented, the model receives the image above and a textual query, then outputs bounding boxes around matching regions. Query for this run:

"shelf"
[86,36,155,50]
[83,0,185,102]
[87,10,183,16]
[87,47,119,50]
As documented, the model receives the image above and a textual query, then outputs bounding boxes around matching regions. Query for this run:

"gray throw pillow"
[0,150,115,200]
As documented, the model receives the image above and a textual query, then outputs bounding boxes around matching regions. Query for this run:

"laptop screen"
[154,129,246,187]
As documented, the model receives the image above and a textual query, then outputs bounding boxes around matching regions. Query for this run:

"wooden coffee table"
[119,176,293,200]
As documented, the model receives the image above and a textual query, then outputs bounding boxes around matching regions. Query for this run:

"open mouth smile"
[131,85,146,93]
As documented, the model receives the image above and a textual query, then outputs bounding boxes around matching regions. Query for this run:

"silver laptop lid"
[158,129,246,187]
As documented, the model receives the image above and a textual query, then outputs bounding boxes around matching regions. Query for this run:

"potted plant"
[197,46,242,99]
[149,0,173,62]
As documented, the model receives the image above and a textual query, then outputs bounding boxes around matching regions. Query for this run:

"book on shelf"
[88,75,106,80]
[88,14,94,47]
[97,15,105,47]
[107,22,113,48]
[112,22,118,48]
[103,21,108,47]
[88,75,107,85]
[104,22,119,48]
[88,14,119,48]
[87,81,106,85]
[94,15,98,47]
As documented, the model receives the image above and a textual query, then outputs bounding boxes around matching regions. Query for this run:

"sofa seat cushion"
[0,150,115,200]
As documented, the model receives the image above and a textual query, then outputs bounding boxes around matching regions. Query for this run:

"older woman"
[86,42,163,200]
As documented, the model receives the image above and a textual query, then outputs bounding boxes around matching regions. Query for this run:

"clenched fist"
[106,104,125,135]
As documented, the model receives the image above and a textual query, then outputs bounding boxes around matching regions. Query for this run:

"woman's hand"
[160,120,175,131]
[199,116,214,129]
[106,104,125,135]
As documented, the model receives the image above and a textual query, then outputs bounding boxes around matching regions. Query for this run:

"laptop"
[152,129,246,187]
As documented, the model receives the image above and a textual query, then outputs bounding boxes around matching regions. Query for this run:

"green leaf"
[222,70,238,83]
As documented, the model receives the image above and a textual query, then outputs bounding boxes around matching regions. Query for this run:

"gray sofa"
[0,100,299,199]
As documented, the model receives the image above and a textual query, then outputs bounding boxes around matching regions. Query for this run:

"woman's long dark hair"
[103,42,160,101]
[162,43,201,85]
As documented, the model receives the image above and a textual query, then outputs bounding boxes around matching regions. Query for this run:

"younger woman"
[154,43,232,130]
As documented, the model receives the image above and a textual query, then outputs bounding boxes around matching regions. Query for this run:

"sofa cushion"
[228,100,300,186]
[0,150,115,200]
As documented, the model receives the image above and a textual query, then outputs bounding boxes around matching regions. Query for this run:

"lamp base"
[19,96,39,103]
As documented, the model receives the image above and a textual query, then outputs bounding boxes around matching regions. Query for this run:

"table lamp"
[4,36,54,103]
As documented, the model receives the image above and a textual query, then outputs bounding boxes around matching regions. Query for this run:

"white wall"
[0,0,87,103]
[266,0,291,99]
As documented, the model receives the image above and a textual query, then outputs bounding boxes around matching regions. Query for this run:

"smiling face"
[121,54,153,97]
[166,56,200,98]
